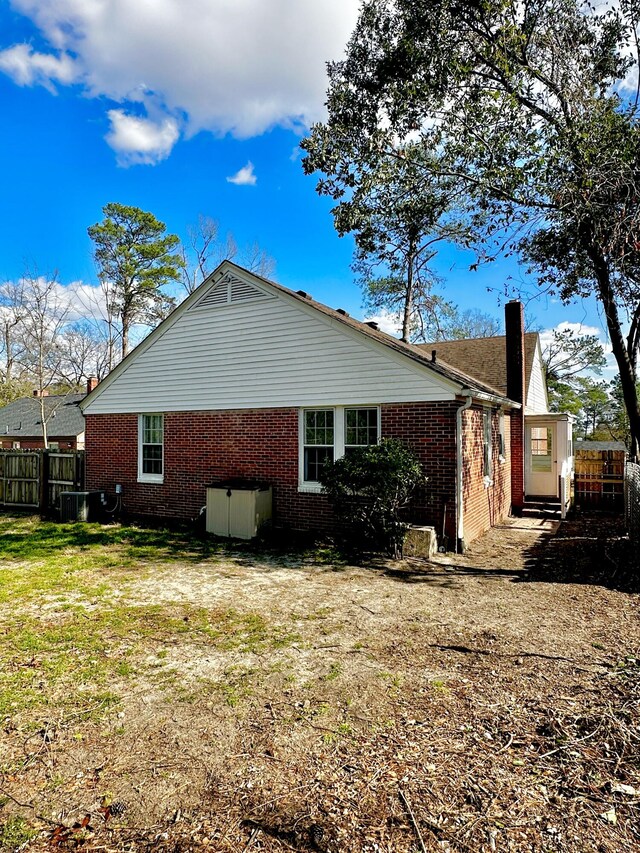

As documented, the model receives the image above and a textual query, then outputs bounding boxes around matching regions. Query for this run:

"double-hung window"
[483,407,493,482]
[345,407,379,454]
[138,414,164,483]
[300,406,380,490]
[303,409,334,483]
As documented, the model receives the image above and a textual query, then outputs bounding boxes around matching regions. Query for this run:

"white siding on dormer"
[525,342,550,414]
[84,278,457,415]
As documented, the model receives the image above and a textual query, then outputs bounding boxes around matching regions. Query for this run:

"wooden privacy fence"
[0,449,84,513]
[574,447,626,511]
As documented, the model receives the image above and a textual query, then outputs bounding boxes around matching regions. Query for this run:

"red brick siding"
[86,403,462,535]
[381,402,459,542]
[462,407,512,544]
[509,409,524,509]
[85,409,334,529]
[86,402,512,542]
[0,436,79,450]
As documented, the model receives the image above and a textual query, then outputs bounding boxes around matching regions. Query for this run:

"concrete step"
[521,502,562,519]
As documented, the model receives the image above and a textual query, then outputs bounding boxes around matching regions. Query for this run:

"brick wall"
[462,407,512,545]
[510,409,525,510]
[85,403,462,536]
[381,402,459,542]
[85,401,512,543]
[85,409,335,529]
[0,436,79,450]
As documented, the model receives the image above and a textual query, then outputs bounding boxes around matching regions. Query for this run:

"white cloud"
[540,320,616,378]
[61,280,108,322]
[226,161,257,186]
[105,110,180,166]
[1,276,107,324]
[364,309,402,337]
[539,321,610,353]
[2,0,361,161]
[0,43,78,91]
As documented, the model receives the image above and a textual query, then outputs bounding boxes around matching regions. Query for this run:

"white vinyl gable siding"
[83,269,458,415]
[525,341,550,414]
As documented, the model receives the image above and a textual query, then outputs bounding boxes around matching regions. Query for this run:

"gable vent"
[230,278,262,302]
[197,281,229,308]
[193,273,271,310]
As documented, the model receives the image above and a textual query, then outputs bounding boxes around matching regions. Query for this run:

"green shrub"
[319,438,426,559]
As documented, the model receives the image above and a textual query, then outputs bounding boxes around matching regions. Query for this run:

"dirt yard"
[0,514,638,852]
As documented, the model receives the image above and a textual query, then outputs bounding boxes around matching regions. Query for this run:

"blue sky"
[0,0,610,356]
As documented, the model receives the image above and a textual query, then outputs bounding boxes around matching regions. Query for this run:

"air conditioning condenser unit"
[60,491,102,523]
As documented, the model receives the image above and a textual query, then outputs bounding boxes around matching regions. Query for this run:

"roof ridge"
[222,261,514,402]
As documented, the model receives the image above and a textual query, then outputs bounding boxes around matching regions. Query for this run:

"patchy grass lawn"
[0,514,638,852]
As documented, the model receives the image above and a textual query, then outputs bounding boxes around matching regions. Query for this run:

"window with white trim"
[483,407,492,480]
[345,407,379,453]
[138,414,164,482]
[303,409,334,483]
[498,411,506,462]
[300,406,380,489]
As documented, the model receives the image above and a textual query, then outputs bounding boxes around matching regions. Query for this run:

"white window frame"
[138,413,164,484]
[483,406,493,486]
[298,405,381,493]
[498,411,506,463]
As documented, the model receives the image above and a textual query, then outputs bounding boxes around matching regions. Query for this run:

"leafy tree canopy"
[303,0,640,454]
[319,438,426,559]
[88,203,183,358]
[544,329,607,384]
[543,326,607,411]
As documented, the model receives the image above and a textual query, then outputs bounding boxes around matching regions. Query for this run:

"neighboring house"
[81,261,572,549]
[575,440,626,453]
[0,381,97,450]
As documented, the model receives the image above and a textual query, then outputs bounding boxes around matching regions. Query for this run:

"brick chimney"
[33,389,49,398]
[86,376,98,394]
[505,300,525,511]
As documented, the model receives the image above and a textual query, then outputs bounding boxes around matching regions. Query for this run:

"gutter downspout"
[455,391,474,553]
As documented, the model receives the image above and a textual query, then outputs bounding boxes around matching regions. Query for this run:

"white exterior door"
[525,422,558,497]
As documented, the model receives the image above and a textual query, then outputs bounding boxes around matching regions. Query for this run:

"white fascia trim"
[470,390,521,408]
[81,262,245,414]
[83,262,461,414]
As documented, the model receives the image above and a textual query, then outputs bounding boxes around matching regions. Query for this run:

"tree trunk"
[40,395,48,449]
[402,246,415,343]
[3,324,11,383]
[587,242,640,459]
[121,313,130,360]
[106,323,115,372]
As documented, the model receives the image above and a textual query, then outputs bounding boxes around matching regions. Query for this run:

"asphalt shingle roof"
[575,440,627,453]
[415,334,539,398]
[82,262,524,411]
[239,265,517,404]
[0,393,85,438]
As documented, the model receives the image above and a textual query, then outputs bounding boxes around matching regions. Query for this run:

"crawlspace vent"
[194,274,271,309]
